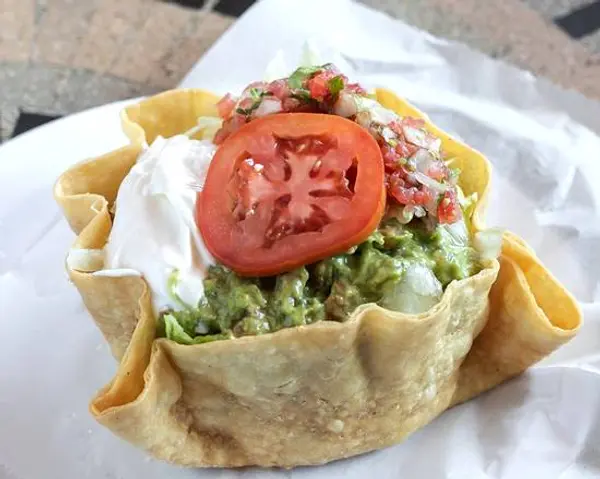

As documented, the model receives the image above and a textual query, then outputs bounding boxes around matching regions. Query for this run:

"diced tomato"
[413,188,434,205]
[388,121,421,158]
[308,75,330,101]
[213,114,247,144]
[401,117,426,129]
[389,184,412,205]
[387,169,435,208]
[389,121,403,136]
[267,79,290,100]
[381,144,400,171]
[390,184,428,206]
[395,140,419,159]
[216,93,236,119]
[282,97,301,112]
[437,190,461,224]
[426,161,448,181]
[307,70,336,101]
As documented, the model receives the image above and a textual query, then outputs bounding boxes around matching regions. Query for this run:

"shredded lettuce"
[474,228,504,261]
[182,116,223,142]
[299,39,323,68]
[163,313,195,345]
[263,41,324,82]
[263,50,289,82]
[167,269,189,310]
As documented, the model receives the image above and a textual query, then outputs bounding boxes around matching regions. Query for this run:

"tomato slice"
[197,113,385,276]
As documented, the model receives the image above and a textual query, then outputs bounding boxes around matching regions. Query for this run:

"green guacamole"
[160,218,481,345]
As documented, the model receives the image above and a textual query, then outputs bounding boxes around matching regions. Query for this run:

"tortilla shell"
[53,88,581,468]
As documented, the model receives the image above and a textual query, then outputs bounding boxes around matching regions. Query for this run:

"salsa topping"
[197,113,385,277]
[212,64,461,227]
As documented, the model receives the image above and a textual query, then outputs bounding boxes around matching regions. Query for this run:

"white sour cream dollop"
[100,135,216,315]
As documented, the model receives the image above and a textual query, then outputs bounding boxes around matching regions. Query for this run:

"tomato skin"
[197,113,385,277]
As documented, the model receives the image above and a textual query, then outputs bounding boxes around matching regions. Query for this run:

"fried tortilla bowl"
[53,88,582,468]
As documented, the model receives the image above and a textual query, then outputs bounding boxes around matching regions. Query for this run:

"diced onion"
[254,98,283,117]
[413,171,448,194]
[413,149,434,172]
[183,116,223,141]
[355,97,398,124]
[399,205,415,224]
[404,125,442,152]
[414,205,427,218]
[429,137,442,152]
[333,92,357,118]
[441,219,469,246]
[474,228,504,260]
[195,320,209,335]
[355,111,371,129]
[380,126,396,143]
[403,125,428,147]
[380,263,443,314]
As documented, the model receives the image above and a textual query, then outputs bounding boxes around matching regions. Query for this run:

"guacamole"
[161,218,480,345]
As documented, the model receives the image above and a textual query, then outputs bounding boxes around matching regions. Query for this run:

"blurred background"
[1,0,599,142]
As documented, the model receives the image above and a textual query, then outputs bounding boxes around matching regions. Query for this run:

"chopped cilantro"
[288,66,320,89]
[328,75,345,96]
[237,89,274,117]
[288,64,333,90]
[249,87,263,100]
[290,90,313,102]
[235,107,253,116]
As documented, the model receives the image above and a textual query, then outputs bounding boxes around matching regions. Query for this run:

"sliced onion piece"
[403,125,442,152]
[399,205,415,224]
[355,110,371,129]
[380,126,396,144]
[380,262,443,314]
[333,92,357,118]
[413,205,427,218]
[254,98,283,117]
[413,170,448,194]
[413,148,435,172]
[402,125,428,147]
[441,218,469,246]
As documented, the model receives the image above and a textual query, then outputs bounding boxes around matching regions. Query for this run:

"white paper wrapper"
[0,0,599,477]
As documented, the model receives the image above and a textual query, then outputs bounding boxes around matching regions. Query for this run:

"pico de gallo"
[212,64,461,227]
[160,64,486,345]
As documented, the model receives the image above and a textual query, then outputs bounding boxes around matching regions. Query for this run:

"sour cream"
[100,135,216,315]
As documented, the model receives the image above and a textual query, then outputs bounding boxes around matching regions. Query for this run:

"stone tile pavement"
[1,0,599,141]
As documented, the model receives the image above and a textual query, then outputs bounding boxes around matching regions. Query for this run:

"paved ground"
[1,0,599,141]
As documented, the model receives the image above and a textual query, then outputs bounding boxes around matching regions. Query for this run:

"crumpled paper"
[0,0,599,477]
